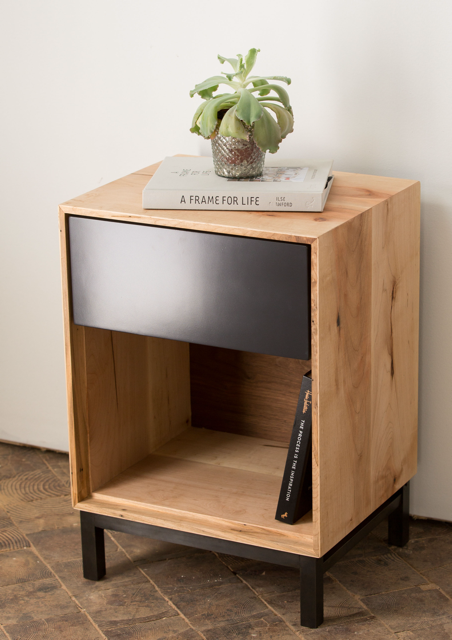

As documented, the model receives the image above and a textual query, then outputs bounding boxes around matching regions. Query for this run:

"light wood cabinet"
[59,161,420,627]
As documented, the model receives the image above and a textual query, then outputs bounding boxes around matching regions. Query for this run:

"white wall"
[1,0,451,518]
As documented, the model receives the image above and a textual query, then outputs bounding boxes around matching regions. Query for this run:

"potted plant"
[190,48,294,178]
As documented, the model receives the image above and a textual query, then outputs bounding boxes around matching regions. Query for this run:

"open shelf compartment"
[70,327,316,557]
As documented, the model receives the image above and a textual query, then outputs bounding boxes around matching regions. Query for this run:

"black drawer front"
[68,217,310,359]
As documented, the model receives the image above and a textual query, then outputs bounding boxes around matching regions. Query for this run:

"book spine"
[142,190,325,212]
[275,374,313,525]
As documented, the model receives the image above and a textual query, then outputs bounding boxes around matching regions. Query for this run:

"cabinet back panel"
[190,344,311,443]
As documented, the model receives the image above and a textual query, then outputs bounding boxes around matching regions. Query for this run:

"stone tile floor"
[0,441,451,639]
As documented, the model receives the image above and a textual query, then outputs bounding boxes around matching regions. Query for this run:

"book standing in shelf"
[275,373,313,525]
[142,157,334,213]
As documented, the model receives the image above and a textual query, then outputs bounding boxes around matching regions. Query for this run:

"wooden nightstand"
[59,161,420,628]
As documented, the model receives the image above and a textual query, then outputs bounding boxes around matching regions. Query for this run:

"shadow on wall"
[411,195,452,522]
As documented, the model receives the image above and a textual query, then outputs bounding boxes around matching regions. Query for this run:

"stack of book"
[143,157,334,213]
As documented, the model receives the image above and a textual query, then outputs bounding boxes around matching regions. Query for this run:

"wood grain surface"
[84,329,191,493]
[370,185,420,505]
[190,345,311,442]
[59,210,91,504]
[315,212,373,555]
[155,427,289,477]
[314,182,420,555]
[60,162,418,245]
[88,449,316,556]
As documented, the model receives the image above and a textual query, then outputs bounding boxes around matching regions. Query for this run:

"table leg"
[80,511,106,581]
[300,555,323,628]
[388,483,410,547]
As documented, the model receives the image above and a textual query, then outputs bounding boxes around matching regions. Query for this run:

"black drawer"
[68,216,310,359]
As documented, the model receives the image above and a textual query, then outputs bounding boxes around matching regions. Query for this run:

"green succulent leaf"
[257,97,293,116]
[235,89,263,126]
[190,101,208,135]
[189,75,239,98]
[221,72,236,81]
[218,54,240,72]
[252,79,270,96]
[244,48,260,78]
[198,93,237,138]
[253,109,282,153]
[261,103,293,139]
[249,83,291,109]
[246,75,291,86]
[218,105,249,140]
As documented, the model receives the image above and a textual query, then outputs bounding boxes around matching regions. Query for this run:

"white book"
[142,157,334,213]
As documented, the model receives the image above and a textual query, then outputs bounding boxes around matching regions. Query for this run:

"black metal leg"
[80,511,106,581]
[388,483,410,547]
[300,555,323,628]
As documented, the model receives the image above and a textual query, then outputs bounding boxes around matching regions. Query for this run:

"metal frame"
[80,483,409,629]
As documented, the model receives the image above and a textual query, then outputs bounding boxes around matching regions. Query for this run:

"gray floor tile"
[0,548,52,587]
[0,469,67,506]
[306,615,396,638]
[0,578,79,626]
[396,536,452,573]
[0,525,29,552]
[0,447,48,481]
[396,615,452,638]
[423,562,452,598]
[230,560,299,596]
[104,617,201,639]
[203,612,300,639]
[75,579,177,631]
[169,582,268,631]
[330,553,426,596]
[53,550,147,595]
[142,552,236,594]
[4,612,101,639]
[5,494,78,534]
[362,585,452,633]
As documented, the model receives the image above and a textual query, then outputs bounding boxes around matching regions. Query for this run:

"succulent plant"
[190,48,294,154]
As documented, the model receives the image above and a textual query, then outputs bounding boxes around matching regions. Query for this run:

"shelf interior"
[89,427,315,555]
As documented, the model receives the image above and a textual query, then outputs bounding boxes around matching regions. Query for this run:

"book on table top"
[142,157,334,213]
[275,373,313,525]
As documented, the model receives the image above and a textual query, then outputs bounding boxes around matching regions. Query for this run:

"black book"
[275,373,313,524]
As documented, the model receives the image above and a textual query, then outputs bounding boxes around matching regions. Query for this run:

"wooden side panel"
[317,212,373,555]
[59,208,91,505]
[370,185,420,502]
[310,240,320,555]
[190,345,311,443]
[86,330,191,492]
[67,324,91,503]
[316,184,420,555]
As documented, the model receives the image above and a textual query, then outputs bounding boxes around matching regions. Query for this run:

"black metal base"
[80,483,410,629]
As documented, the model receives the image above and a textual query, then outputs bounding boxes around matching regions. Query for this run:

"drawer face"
[68,216,310,359]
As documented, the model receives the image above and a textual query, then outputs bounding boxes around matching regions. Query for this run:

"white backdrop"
[1,0,451,520]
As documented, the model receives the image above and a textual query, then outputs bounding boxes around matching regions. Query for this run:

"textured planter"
[211,129,265,179]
